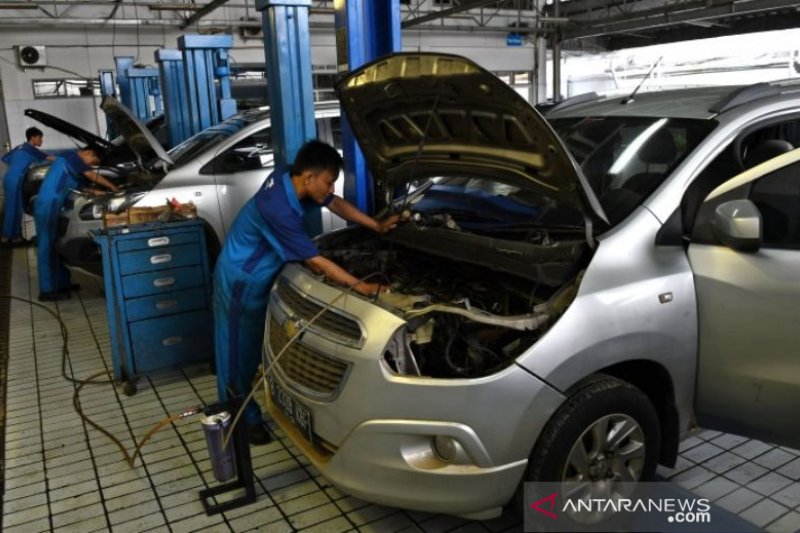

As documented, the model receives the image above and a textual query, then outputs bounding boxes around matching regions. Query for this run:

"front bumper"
[263,264,565,518]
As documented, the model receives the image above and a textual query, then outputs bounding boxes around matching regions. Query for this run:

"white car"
[59,99,343,275]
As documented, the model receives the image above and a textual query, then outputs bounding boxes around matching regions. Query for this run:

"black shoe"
[57,283,81,293]
[38,291,70,302]
[246,423,273,446]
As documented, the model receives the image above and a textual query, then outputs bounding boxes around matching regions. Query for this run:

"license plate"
[268,375,313,443]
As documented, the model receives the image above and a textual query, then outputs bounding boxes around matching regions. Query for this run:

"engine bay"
[318,224,586,378]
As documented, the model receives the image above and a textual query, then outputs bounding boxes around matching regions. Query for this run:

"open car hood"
[336,53,608,226]
[100,97,173,166]
[24,109,113,152]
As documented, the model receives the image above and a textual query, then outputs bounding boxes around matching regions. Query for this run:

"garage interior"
[1,1,800,532]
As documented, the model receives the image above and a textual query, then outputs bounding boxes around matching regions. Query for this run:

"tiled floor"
[1,243,799,532]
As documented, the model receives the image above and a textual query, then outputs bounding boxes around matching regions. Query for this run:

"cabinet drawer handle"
[156,300,178,310]
[153,277,175,288]
[162,336,183,346]
[148,237,170,247]
[150,254,172,265]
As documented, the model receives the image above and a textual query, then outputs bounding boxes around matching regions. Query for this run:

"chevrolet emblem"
[283,319,299,340]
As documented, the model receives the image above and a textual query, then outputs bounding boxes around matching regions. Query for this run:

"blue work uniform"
[33,151,90,294]
[1,143,48,240]
[214,169,332,426]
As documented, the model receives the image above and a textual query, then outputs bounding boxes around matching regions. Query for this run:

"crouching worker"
[2,127,52,245]
[214,140,399,445]
[34,147,118,301]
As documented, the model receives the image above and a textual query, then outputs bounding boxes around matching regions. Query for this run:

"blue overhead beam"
[334,0,401,215]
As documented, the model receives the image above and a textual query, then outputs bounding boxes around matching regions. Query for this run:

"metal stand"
[199,398,256,515]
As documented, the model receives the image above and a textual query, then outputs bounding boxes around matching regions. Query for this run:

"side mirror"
[712,199,762,252]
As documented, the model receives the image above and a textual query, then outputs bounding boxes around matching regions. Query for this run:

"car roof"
[546,80,800,121]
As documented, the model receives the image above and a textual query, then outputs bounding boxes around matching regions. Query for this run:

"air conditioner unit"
[16,45,47,68]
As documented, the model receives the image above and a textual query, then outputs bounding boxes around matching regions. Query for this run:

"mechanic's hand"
[83,188,105,197]
[353,282,388,296]
[375,214,401,234]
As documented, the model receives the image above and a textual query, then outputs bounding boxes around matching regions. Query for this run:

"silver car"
[263,53,800,519]
[60,100,343,275]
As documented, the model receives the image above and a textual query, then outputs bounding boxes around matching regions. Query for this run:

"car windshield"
[167,112,265,167]
[549,116,715,225]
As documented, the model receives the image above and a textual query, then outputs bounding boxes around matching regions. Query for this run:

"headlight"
[79,203,104,221]
[108,197,127,212]
[107,191,146,214]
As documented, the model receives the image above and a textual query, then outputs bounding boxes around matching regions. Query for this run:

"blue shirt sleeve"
[61,150,91,176]
[19,143,48,161]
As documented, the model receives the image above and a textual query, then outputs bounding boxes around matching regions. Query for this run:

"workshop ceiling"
[0,0,798,52]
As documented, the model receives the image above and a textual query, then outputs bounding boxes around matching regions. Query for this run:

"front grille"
[275,280,362,344]
[268,317,349,398]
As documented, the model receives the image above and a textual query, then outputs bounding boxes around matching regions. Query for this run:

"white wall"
[0,25,534,150]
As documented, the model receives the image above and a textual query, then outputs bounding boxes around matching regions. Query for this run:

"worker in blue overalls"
[34,147,118,301]
[1,127,52,246]
[215,140,399,445]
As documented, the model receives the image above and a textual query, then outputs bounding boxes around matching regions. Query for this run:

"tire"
[527,374,660,484]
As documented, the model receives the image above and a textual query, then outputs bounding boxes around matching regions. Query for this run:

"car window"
[205,127,274,174]
[692,158,800,249]
[550,117,714,225]
[749,160,800,248]
[330,116,342,149]
[168,111,266,167]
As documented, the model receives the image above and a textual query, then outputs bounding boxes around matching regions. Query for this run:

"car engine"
[317,221,588,379]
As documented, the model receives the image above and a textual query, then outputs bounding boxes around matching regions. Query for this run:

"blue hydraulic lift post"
[334,0,401,215]
[178,34,237,136]
[155,48,191,148]
[127,67,161,121]
[255,0,320,234]
[98,69,118,139]
[114,56,134,112]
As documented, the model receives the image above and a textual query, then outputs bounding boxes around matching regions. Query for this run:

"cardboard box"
[103,202,198,229]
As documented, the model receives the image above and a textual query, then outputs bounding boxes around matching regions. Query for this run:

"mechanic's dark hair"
[25,127,43,140]
[79,146,102,162]
[290,140,343,178]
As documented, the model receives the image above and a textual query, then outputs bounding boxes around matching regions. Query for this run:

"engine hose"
[0,294,203,467]
[221,271,384,451]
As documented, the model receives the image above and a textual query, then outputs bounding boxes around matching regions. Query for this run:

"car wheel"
[527,374,660,485]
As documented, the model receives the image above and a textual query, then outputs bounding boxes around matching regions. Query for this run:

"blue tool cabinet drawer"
[119,243,203,275]
[129,310,212,372]
[122,265,205,299]
[125,287,208,322]
[116,231,199,253]
[92,220,214,391]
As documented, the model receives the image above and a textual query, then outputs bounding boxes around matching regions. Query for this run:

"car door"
[688,149,800,449]
[203,126,276,236]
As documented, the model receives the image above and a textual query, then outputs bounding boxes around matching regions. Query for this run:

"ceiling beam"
[565,0,800,39]
[402,0,504,28]
[180,0,230,29]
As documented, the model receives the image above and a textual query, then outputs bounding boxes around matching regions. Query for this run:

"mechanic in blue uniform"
[34,147,118,301]
[215,140,399,445]
[1,127,52,245]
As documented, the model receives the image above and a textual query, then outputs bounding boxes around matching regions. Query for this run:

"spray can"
[201,411,237,483]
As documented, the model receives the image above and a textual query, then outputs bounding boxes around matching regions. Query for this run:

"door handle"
[153,277,175,288]
[162,336,183,346]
